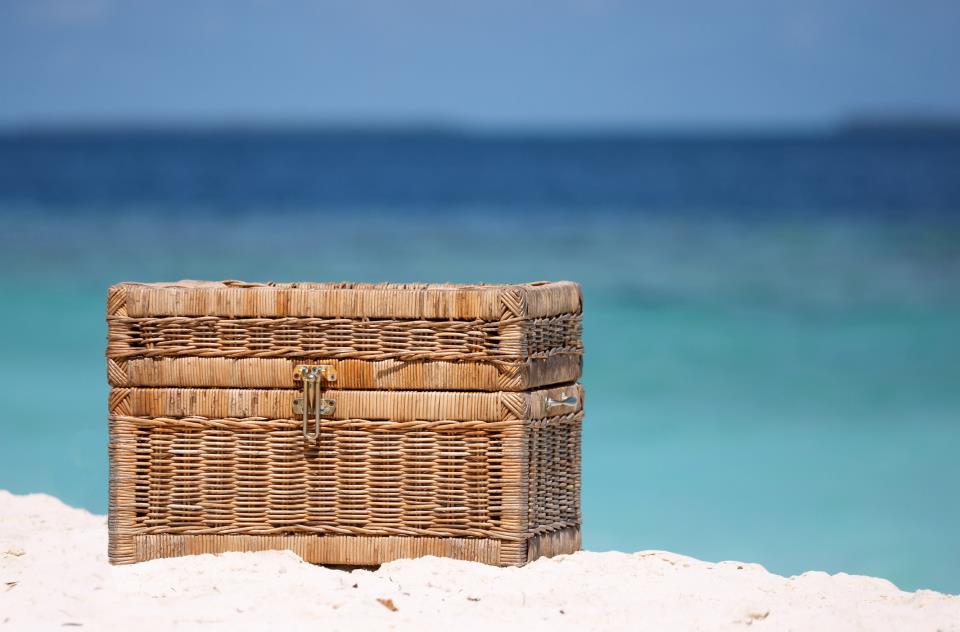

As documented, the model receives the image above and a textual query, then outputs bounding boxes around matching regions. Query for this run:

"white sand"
[1,490,957,631]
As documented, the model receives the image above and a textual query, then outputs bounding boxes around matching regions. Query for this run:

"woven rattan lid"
[108,280,581,320]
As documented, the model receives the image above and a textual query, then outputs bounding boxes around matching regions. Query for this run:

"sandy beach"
[0,490,957,631]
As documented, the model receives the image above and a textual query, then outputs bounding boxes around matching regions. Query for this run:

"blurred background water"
[1,129,958,592]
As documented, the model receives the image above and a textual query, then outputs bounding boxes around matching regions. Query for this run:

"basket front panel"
[117,280,582,320]
[108,356,581,391]
[107,314,582,363]
[109,415,527,542]
[110,384,584,422]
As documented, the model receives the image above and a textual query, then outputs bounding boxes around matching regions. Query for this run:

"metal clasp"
[293,365,337,442]
[544,391,578,414]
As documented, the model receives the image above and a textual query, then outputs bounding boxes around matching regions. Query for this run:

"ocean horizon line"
[2,116,959,140]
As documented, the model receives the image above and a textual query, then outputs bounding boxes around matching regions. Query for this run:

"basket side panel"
[525,527,581,563]
[496,315,582,366]
[526,412,583,537]
[521,356,582,392]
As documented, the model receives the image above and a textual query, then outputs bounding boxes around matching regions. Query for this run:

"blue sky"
[1,0,958,128]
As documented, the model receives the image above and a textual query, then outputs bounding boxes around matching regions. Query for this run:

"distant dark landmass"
[838,114,960,138]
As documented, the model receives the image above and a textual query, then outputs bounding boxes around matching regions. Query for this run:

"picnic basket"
[107,281,584,566]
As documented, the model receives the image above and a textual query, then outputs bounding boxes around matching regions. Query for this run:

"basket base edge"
[109,528,581,567]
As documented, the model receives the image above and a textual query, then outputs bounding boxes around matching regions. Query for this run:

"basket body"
[107,281,583,566]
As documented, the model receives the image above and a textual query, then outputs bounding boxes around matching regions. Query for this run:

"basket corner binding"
[496,280,583,321]
[106,282,131,317]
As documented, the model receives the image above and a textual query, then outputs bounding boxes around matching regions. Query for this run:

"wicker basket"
[107,281,583,566]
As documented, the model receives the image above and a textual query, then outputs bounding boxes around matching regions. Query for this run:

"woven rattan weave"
[108,280,582,391]
[107,281,583,566]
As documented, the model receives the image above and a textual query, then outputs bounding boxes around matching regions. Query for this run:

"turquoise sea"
[1,130,958,592]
